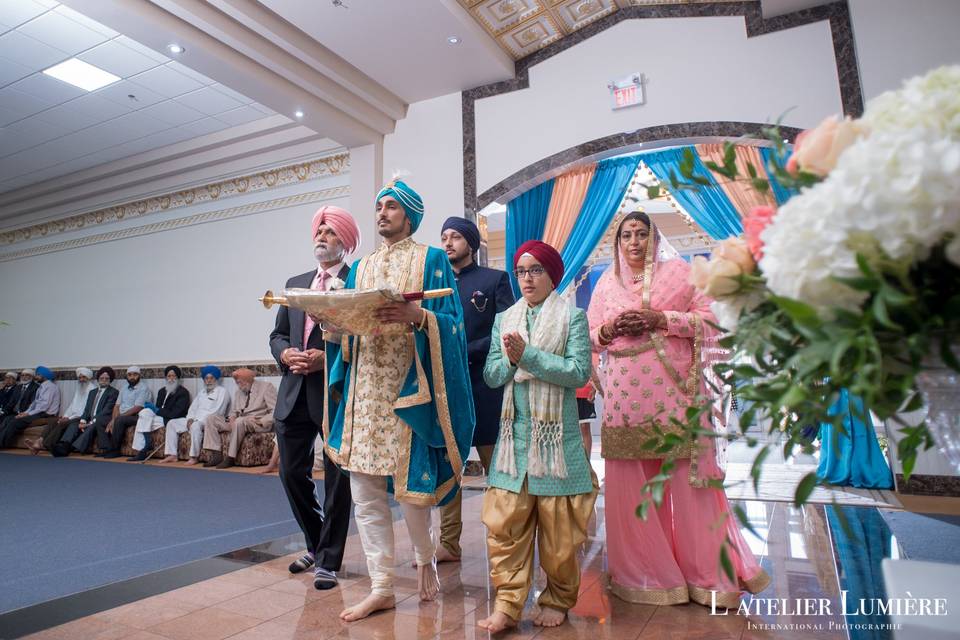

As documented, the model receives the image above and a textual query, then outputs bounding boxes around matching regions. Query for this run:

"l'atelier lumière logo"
[708,591,949,632]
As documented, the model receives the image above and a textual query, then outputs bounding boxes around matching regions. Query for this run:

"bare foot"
[477,611,517,633]
[158,455,176,464]
[339,592,395,622]
[412,545,461,567]
[435,546,461,563]
[418,558,440,601]
[534,606,566,627]
[26,439,42,454]
[185,457,200,466]
[260,464,278,474]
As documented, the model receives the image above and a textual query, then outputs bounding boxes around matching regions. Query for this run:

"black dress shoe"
[203,452,223,468]
[127,449,149,462]
[101,450,121,459]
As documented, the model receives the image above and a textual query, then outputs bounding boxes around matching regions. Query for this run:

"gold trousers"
[438,445,494,557]
[481,477,598,621]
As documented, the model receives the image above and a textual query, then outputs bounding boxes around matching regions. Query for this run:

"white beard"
[314,245,342,263]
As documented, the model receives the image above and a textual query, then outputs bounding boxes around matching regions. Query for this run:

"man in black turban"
[436,216,515,562]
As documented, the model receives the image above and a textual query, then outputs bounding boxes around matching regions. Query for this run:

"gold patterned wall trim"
[458,0,740,59]
[0,151,350,247]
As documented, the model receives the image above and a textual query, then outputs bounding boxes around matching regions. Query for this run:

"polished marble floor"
[15,480,908,640]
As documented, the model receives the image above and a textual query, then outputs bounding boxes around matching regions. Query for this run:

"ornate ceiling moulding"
[0,186,349,263]
[0,152,350,247]
[458,0,740,59]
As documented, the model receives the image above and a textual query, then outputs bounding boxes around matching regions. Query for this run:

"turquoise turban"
[376,179,424,233]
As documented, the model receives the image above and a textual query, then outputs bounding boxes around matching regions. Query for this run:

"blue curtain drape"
[642,147,742,240]
[817,389,894,489]
[557,156,641,293]
[505,178,554,297]
[759,146,799,206]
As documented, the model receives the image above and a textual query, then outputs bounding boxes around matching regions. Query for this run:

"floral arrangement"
[644,66,960,514]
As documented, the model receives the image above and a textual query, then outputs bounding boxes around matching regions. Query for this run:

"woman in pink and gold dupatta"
[587,211,769,608]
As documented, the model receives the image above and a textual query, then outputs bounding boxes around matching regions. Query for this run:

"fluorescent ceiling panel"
[42,58,119,91]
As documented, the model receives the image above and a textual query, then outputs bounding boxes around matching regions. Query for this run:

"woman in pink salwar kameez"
[587,211,770,608]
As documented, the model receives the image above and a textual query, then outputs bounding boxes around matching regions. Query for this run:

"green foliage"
[632,124,958,524]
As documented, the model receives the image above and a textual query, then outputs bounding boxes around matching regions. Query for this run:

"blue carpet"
[880,510,960,565]
[0,454,302,614]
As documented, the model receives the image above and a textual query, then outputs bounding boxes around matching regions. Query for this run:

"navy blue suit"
[454,262,514,446]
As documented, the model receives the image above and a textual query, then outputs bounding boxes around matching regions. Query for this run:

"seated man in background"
[26,367,95,453]
[203,368,277,469]
[160,365,229,465]
[95,366,151,459]
[56,367,119,456]
[128,365,190,461]
[0,366,60,448]
[0,369,38,425]
[0,372,18,413]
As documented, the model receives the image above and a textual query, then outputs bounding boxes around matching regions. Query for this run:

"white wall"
[475,17,843,194]
[372,3,960,218]
[0,174,349,368]
[850,0,960,101]
[383,91,464,246]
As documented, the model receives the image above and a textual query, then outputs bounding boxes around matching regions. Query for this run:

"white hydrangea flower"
[760,66,960,311]
[864,66,960,138]
[710,290,766,333]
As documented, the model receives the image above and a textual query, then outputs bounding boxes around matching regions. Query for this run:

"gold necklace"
[632,272,644,283]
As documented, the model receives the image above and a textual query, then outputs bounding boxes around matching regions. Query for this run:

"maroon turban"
[514,240,564,288]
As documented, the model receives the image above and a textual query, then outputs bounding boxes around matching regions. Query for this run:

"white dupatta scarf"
[495,290,571,479]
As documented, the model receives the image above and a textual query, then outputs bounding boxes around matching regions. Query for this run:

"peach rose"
[786,115,865,176]
[689,255,711,290]
[742,205,777,261]
[712,237,756,274]
[689,255,742,299]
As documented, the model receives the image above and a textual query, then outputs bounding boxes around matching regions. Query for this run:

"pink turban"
[311,206,361,256]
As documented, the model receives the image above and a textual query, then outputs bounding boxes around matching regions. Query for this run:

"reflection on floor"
[21,481,912,640]
[724,463,901,509]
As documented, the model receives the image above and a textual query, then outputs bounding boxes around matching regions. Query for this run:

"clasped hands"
[282,347,325,375]
[604,309,666,339]
[502,332,526,365]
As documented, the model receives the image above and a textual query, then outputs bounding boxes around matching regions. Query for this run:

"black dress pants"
[276,388,351,571]
[0,413,53,447]
[96,414,137,452]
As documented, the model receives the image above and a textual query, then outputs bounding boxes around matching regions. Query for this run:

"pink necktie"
[303,270,330,347]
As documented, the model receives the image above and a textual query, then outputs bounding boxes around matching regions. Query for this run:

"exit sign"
[608,73,645,110]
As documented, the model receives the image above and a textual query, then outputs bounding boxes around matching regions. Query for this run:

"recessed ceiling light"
[294,109,304,118]
[447,36,461,45]
[42,58,120,92]
[168,43,184,54]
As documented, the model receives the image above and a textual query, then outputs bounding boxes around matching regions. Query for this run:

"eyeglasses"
[514,266,546,279]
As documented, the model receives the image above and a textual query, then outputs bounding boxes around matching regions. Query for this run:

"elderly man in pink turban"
[268,204,360,590]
